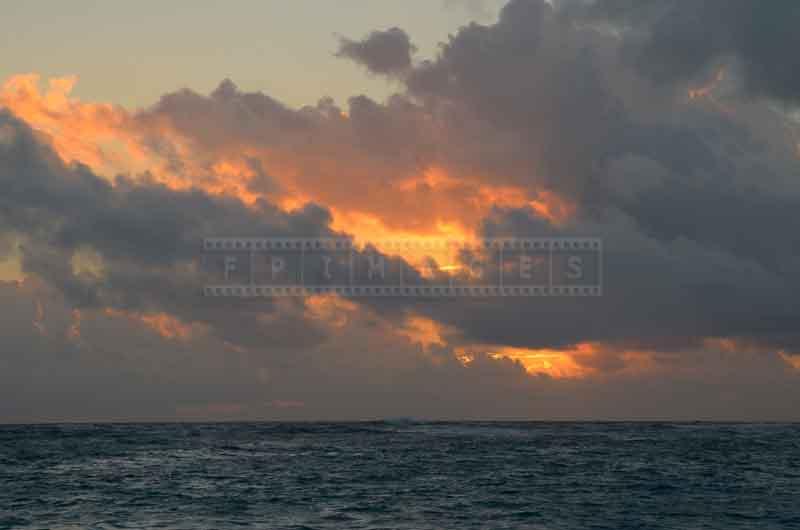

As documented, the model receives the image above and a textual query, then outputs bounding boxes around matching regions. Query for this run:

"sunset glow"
[2,0,800,425]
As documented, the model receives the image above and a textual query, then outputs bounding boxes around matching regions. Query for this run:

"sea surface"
[0,422,798,529]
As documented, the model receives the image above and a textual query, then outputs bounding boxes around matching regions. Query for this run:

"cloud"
[352,0,800,361]
[570,0,800,104]
[337,27,417,76]
[0,111,556,421]
[0,110,337,353]
[3,277,799,422]
[2,0,800,421]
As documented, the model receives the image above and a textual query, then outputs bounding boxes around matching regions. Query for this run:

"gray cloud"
[570,0,800,104]
[337,27,417,76]
[0,111,335,353]
[3,279,800,423]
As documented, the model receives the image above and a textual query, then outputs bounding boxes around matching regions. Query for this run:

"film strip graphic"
[201,237,603,297]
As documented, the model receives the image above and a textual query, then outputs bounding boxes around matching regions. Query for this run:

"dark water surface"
[0,422,798,529]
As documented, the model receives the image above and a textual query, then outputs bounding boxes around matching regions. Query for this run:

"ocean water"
[0,423,798,530]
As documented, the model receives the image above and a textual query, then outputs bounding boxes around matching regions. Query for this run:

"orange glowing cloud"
[454,343,660,379]
[703,337,800,371]
[781,353,800,371]
[326,168,572,267]
[104,308,200,341]
[67,309,82,342]
[0,74,247,196]
[0,74,146,175]
[397,315,449,351]
[687,67,734,117]
[303,294,359,329]
[688,68,727,101]
[484,344,598,379]
[1,74,576,270]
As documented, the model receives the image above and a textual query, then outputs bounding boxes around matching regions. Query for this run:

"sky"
[0,0,504,109]
[2,0,800,423]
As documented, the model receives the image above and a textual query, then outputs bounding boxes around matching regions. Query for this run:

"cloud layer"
[2,0,800,421]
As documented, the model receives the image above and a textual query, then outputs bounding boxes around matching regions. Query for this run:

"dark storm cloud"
[348,0,800,360]
[404,0,631,200]
[120,0,800,365]
[471,205,798,353]
[570,0,800,104]
[117,0,800,362]
[337,27,417,76]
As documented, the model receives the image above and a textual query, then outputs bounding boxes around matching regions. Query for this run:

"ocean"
[0,422,798,529]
